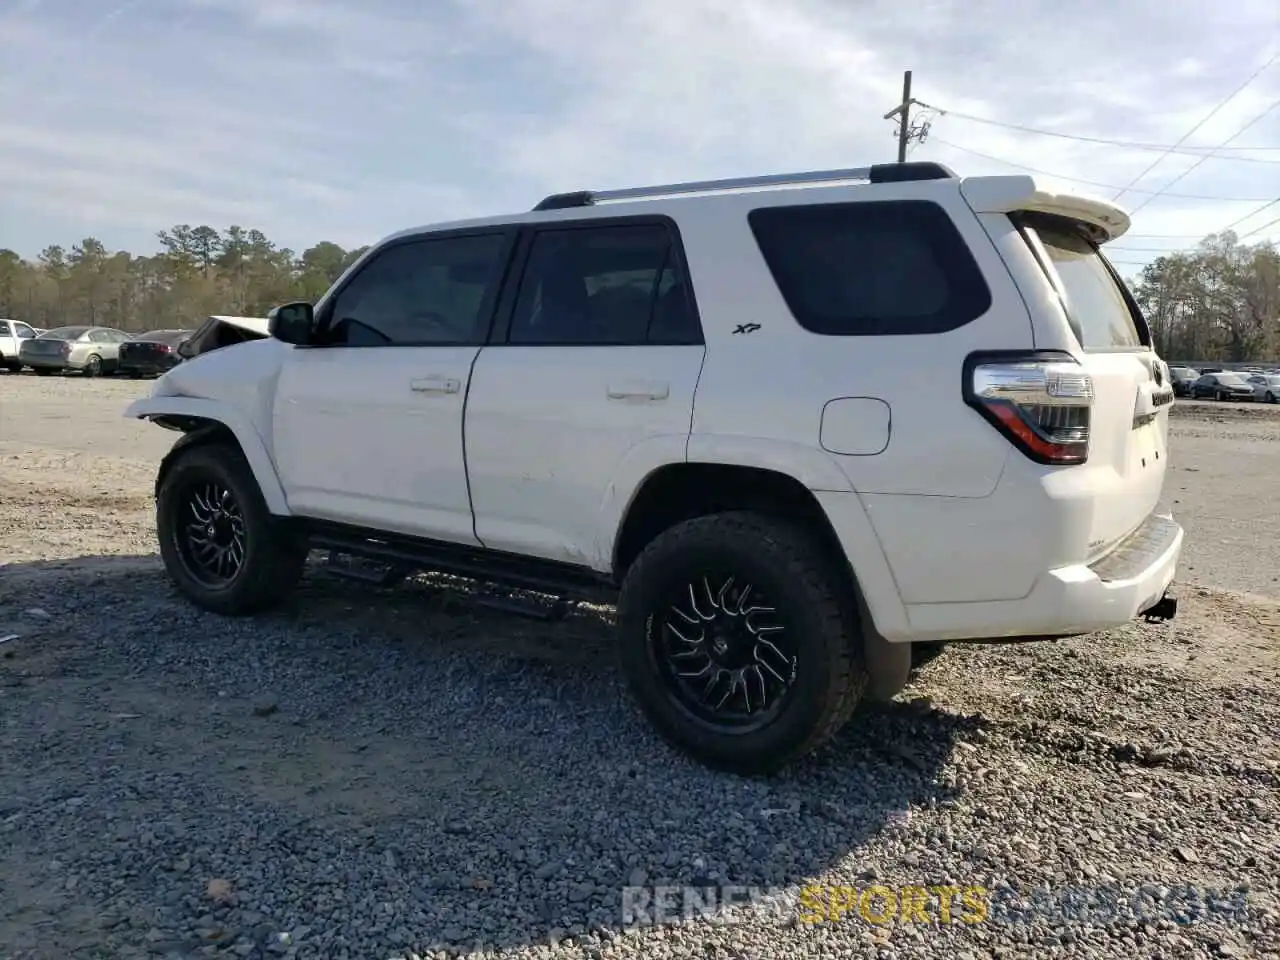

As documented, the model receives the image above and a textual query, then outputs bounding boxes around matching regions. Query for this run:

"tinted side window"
[747,200,992,336]
[15,323,36,338]
[323,233,508,346]
[509,224,700,345]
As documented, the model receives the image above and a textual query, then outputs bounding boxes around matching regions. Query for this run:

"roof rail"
[531,161,957,211]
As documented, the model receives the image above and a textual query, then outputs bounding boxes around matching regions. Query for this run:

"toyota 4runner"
[125,161,1182,774]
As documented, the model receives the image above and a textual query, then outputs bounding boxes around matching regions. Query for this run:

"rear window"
[1017,214,1145,350]
[39,326,89,339]
[747,200,993,336]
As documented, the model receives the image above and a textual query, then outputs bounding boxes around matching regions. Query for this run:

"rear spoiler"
[960,175,1131,243]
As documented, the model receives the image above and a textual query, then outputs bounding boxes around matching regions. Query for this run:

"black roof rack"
[530,161,957,211]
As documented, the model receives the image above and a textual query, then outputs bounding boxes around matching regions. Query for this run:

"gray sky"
[0,0,1277,277]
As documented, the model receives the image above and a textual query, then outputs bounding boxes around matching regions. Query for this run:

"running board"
[305,521,618,605]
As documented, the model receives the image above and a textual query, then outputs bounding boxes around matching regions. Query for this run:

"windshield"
[1018,215,1144,350]
[1216,373,1247,385]
[38,326,88,340]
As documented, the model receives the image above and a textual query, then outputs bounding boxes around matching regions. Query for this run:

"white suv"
[125,161,1182,774]
[0,318,39,372]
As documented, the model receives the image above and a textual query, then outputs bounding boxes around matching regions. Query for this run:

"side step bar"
[306,521,618,606]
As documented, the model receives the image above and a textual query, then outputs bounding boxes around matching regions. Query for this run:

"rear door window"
[1015,214,1147,351]
[747,199,993,336]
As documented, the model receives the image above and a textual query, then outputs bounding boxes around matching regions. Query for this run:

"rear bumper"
[118,359,177,375]
[902,512,1183,642]
[20,355,72,370]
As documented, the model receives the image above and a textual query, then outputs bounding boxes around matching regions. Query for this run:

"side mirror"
[268,302,316,346]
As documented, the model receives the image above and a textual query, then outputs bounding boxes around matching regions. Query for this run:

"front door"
[272,229,514,543]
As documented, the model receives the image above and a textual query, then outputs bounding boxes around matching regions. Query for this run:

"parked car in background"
[1190,371,1255,401]
[1167,365,1199,397]
[0,318,39,371]
[1245,373,1280,403]
[118,329,193,378]
[18,325,131,376]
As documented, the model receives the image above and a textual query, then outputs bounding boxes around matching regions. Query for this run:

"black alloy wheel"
[174,479,248,587]
[617,511,867,775]
[651,574,798,733]
[156,442,308,615]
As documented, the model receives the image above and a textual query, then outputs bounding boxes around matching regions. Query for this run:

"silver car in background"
[19,325,131,377]
[1245,373,1280,403]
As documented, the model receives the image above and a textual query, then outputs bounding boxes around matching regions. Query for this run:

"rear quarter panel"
[680,182,1030,499]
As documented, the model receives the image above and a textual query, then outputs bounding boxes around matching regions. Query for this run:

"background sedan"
[18,325,131,377]
[117,329,194,378]
[1245,373,1280,403]
[1190,372,1255,401]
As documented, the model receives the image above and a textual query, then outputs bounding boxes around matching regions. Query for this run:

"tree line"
[1,224,1277,358]
[1133,232,1279,363]
[0,225,369,333]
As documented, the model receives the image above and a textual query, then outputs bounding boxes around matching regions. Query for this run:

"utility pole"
[883,70,926,162]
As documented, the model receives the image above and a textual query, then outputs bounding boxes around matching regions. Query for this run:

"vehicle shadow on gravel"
[0,554,966,957]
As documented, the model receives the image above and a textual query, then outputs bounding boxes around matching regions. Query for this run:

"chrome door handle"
[607,381,670,401]
[410,376,461,394]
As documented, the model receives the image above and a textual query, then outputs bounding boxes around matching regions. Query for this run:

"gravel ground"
[1,374,1278,960]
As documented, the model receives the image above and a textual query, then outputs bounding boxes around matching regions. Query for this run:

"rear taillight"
[60,342,72,355]
[964,351,1093,465]
[157,343,171,353]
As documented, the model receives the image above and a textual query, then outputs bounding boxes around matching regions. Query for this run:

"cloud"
[0,0,1276,273]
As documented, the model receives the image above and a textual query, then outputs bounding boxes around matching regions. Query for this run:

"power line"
[1108,245,1212,253]
[1222,196,1280,232]
[1112,50,1280,201]
[929,137,1275,201]
[1126,98,1280,214]
[913,102,1280,162]
[1239,213,1280,241]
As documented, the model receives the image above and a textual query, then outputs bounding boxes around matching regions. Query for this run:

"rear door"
[464,217,705,569]
[1009,212,1172,558]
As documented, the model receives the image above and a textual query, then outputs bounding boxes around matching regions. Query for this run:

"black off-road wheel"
[616,511,866,775]
[157,442,307,615]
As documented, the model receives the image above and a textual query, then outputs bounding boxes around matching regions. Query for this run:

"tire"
[1267,392,1275,404]
[82,354,102,377]
[156,442,307,616]
[616,511,866,775]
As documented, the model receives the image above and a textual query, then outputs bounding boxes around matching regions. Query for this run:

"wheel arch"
[129,396,290,515]
[611,460,912,699]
